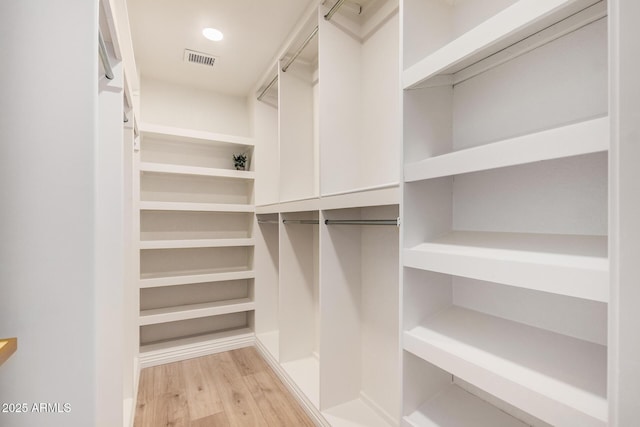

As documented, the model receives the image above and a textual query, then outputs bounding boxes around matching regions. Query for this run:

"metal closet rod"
[257,219,279,224]
[98,30,114,80]
[257,0,347,100]
[325,218,400,226]
[281,26,318,73]
[282,219,319,225]
[324,0,348,20]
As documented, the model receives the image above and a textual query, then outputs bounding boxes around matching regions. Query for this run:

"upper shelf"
[139,122,254,148]
[404,306,607,426]
[320,183,399,210]
[403,0,604,89]
[255,184,401,214]
[404,231,608,302]
[405,116,608,182]
[140,162,255,180]
[139,201,255,213]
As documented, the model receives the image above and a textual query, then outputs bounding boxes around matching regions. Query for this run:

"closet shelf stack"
[137,122,256,365]
[402,0,608,426]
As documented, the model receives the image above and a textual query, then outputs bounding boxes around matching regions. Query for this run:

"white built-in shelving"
[137,123,255,365]
[402,0,609,425]
[252,3,402,425]
[404,306,607,425]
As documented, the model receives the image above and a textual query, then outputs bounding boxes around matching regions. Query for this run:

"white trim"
[254,340,330,427]
[138,329,255,368]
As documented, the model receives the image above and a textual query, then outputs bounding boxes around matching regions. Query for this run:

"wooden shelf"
[0,338,17,366]
[139,268,255,289]
[140,162,255,180]
[139,298,255,326]
[139,201,255,213]
[139,122,254,147]
[404,117,608,182]
[323,398,394,427]
[404,231,608,302]
[403,0,602,89]
[139,237,254,250]
[403,384,527,427]
[404,306,607,426]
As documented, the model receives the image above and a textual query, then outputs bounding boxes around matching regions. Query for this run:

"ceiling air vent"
[183,49,217,67]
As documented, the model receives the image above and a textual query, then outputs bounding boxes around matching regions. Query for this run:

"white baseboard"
[139,333,255,369]
[360,391,399,427]
[254,339,330,427]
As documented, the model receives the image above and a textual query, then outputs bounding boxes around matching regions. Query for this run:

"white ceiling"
[128,0,317,96]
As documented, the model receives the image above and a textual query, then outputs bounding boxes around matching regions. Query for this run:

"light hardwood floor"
[134,346,315,427]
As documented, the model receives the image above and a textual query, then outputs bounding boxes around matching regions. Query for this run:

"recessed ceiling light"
[202,28,223,42]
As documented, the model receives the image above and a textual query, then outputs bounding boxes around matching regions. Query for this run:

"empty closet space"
[279,11,319,203]
[254,213,280,359]
[319,0,400,198]
[279,210,321,408]
[402,1,608,426]
[320,205,400,426]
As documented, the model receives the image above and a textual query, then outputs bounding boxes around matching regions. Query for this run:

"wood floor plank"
[182,357,224,419]
[150,392,190,427]
[134,347,315,427]
[205,351,267,427]
[229,346,269,376]
[243,370,315,427]
[189,412,231,427]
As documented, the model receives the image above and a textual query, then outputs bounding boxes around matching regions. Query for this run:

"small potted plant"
[233,153,247,171]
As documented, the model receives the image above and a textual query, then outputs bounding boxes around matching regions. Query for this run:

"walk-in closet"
[1,0,639,426]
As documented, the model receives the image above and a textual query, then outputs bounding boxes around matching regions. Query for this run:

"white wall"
[140,76,251,136]
[0,1,99,426]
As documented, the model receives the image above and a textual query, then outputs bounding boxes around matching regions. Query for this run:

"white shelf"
[139,269,254,289]
[403,0,600,89]
[139,201,255,213]
[320,183,400,210]
[139,122,254,147]
[404,306,607,426]
[403,384,527,427]
[405,117,608,182]
[139,298,255,326]
[404,231,608,302]
[140,162,255,180]
[277,197,320,213]
[139,327,254,355]
[255,204,280,215]
[139,238,254,250]
[323,398,394,427]
[281,356,320,409]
